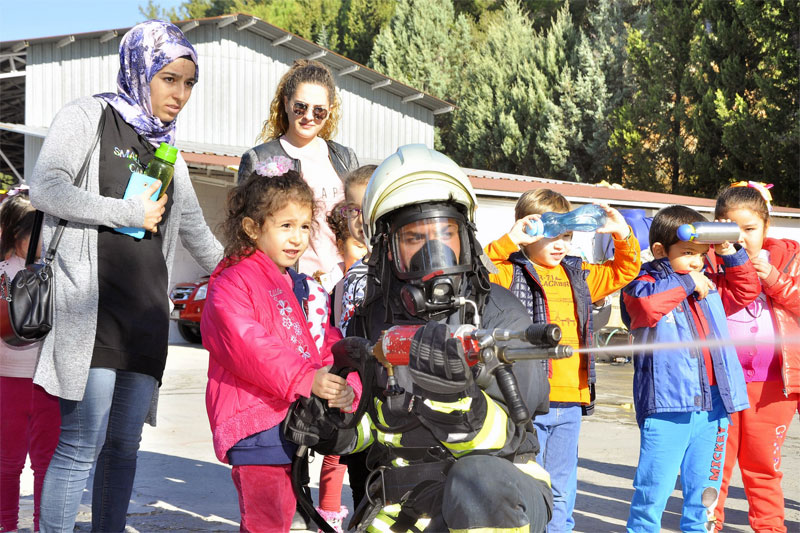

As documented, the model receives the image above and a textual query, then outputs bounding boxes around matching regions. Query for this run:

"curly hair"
[258,59,341,143]
[0,194,36,259]
[221,169,317,262]
[326,200,352,244]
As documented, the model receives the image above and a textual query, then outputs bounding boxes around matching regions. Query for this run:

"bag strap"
[26,108,107,266]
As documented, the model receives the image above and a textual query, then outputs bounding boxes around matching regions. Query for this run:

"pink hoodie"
[201,250,359,463]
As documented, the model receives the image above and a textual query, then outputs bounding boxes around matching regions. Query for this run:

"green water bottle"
[146,143,178,199]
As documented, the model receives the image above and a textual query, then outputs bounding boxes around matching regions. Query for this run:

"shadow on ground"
[574,458,764,532]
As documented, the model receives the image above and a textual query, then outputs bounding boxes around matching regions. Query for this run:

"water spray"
[581,333,800,357]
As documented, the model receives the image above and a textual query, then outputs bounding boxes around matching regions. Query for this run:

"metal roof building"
[1,13,798,279]
[0,13,453,183]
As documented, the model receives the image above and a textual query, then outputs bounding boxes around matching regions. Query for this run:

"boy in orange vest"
[485,189,640,532]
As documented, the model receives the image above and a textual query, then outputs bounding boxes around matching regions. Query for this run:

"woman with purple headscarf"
[28,21,222,532]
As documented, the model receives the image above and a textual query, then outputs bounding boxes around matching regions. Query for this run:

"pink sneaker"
[316,505,349,533]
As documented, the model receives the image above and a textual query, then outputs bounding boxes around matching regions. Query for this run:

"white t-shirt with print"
[280,136,344,277]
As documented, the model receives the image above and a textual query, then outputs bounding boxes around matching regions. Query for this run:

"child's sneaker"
[316,505,349,533]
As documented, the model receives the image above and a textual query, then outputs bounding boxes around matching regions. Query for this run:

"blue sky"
[0,0,186,42]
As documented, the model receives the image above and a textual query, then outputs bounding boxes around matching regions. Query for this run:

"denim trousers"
[534,404,582,533]
[39,368,157,533]
[627,386,730,533]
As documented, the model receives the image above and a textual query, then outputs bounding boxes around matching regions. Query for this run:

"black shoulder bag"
[0,111,106,346]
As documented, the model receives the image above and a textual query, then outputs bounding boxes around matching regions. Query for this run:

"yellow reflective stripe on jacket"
[374,397,388,426]
[516,460,551,488]
[365,504,431,533]
[444,391,508,456]
[449,525,530,533]
[374,398,401,447]
[352,412,375,453]
[377,430,402,447]
[391,456,410,467]
[423,396,473,413]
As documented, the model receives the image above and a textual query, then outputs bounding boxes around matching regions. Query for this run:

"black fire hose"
[289,338,375,533]
[291,444,335,533]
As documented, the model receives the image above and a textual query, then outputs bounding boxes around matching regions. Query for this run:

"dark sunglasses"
[292,101,329,121]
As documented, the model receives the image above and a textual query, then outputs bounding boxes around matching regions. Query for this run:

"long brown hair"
[258,59,341,143]
[221,170,317,262]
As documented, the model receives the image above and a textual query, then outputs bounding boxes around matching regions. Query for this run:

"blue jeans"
[534,404,582,533]
[39,368,156,533]
[626,386,730,533]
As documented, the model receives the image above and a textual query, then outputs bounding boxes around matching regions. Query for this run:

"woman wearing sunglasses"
[238,59,359,278]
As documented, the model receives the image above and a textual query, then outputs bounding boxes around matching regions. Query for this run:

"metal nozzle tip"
[556,345,573,358]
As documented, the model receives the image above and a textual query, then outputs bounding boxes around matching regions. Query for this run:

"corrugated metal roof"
[0,121,47,137]
[5,125,798,219]
[0,13,453,114]
[175,148,800,217]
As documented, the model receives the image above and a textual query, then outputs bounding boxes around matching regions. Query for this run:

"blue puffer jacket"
[621,249,758,427]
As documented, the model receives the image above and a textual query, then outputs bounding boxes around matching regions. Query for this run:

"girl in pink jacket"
[201,157,359,532]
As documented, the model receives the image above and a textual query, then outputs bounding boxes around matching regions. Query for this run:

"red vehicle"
[169,276,209,344]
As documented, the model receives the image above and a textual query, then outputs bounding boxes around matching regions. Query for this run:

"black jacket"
[237,138,359,183]
[348,283,549,460]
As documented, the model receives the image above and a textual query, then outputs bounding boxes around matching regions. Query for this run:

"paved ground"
[17,342,800,532]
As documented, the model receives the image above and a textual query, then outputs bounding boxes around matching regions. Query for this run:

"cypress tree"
[369,0,472,99]
[609,0,699,194]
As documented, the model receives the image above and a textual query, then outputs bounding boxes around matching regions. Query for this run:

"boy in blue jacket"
[621,205,759,532]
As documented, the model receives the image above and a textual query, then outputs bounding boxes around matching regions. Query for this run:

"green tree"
[369,0,472,99]
[141,0,342,48]
[448,0,549,172]
[609,0,699,194]
[234,0,342,50]
[688,0,798,206]
[447,0,607,181]
[453,0,504,21]
[584,0,646,183]
[337,0,395,65]
[525,0,590,30]
[139,0,181,20]
[139,0,236,20]
[532,4,609,181]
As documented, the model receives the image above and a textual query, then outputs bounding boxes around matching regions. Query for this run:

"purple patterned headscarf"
[96,20,198,146]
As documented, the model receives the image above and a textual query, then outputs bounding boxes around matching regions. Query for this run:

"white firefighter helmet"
[362,144,477,249]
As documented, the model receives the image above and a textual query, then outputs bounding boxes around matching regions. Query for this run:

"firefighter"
[286,144,553,532]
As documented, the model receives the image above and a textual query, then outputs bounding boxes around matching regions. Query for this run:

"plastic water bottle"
[524,204,608,238]
[115,143,178,239]
[146,143,178,199]
[676,222,741,244]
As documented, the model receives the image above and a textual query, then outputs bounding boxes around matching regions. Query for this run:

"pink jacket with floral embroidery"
[201,250,359,463]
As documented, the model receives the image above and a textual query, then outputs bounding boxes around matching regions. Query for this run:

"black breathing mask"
[387,204,473,320]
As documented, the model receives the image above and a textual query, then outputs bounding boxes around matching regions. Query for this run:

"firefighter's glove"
[408,321,472,401]
[282,396,355,455]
